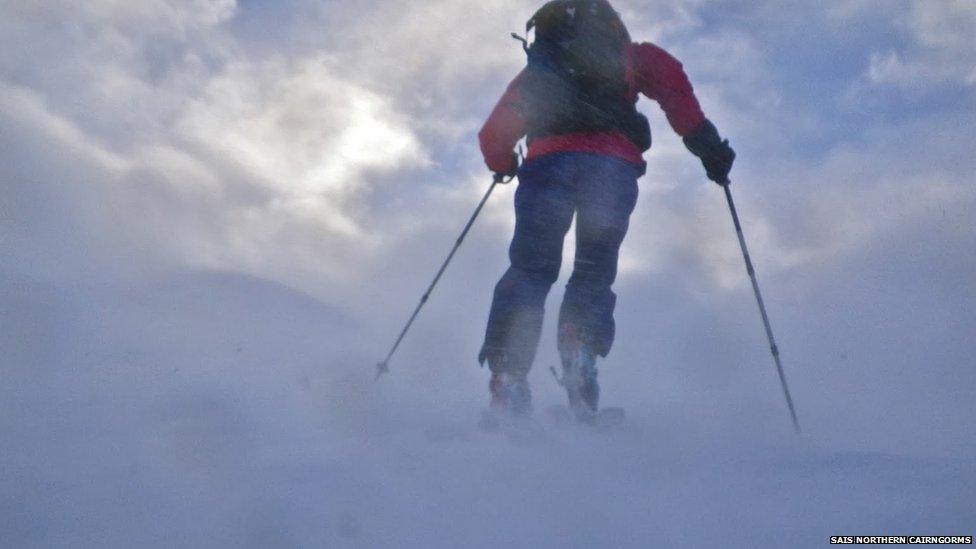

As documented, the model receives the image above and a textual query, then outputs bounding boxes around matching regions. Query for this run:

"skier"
[478,0,735,420]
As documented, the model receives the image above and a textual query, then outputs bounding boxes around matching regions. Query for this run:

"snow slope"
[2,270,972,548]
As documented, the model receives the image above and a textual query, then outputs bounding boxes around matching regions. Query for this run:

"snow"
[2,271,972,548]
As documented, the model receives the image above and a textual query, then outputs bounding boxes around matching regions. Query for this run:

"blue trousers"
[480,152,643,374]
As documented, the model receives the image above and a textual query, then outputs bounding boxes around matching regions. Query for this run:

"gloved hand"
[493,152,520,183]
[683,119,735,186]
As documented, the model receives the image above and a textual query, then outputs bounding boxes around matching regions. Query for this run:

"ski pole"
[376,173,511,379]
[722,182,801,433]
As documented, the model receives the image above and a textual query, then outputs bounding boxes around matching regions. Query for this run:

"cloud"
[2,0,755,300]
[38,0,237,32]
[0,0,442,296]
[178,54,428,236]
[3,0,973,322]
[864,0,976,90]
[866,50,974,89]
[0,84,130,175]
[909,0,976,52]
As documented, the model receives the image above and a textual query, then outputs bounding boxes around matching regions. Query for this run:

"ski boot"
[557,324,600,422]
[478,371,532,431]
[478,352,532,416]
[489,371,532,416]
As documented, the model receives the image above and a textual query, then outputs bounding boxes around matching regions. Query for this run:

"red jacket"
[479,42,706,173]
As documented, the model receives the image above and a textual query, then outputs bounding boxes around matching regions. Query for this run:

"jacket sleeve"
[631,42,706,137]
[478,71,527,173]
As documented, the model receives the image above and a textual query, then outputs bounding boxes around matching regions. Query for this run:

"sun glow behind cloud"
[178,55,427,237]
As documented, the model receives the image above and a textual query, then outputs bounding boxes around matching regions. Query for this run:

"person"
[478,0,735,420]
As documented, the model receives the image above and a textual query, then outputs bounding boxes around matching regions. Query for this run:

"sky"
[1,1,974,547]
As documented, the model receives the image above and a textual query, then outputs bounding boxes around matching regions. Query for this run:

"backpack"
[518,0,651,150]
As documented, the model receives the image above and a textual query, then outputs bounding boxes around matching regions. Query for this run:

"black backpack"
[518,0,651,150]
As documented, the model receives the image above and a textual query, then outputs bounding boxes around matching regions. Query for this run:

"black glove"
[493,152,520,183]
[683,119,735,186]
